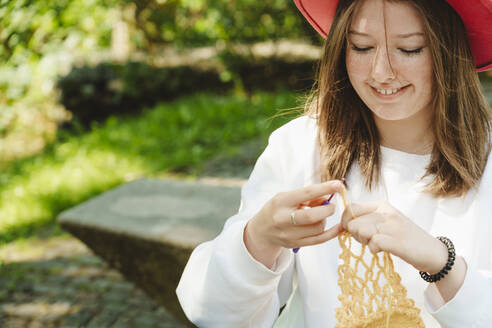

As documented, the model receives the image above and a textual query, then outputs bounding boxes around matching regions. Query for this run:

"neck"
[374,112,434,155]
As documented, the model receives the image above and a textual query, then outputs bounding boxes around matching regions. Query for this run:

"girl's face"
[346,0,433,121]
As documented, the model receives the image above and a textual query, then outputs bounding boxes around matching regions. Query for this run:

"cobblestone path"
[0,235,186,328]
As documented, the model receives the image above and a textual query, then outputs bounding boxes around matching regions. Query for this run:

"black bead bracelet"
[419,236,455,283]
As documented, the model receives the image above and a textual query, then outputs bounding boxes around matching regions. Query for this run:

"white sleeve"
[424,262,492,327]
[176,127,295,328]
[423,150,492,327]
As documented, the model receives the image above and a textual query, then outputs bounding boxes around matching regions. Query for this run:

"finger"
[350,202,380,217]
[343,212,382,231]
[340,201,379,230]
[284,180,343,207]
[296,223,343,247]
[347,221,379,245]
[368,234,393,254]
[291,203,336,225]
[289,219,327,239]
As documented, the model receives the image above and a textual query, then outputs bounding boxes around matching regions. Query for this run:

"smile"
[376,88,400,95]
[371,85,410,98]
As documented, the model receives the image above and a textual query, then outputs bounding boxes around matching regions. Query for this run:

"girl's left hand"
[340,201,448,274]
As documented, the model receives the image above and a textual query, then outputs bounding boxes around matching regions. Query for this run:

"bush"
[57,62,232,125]
[56,54,317,125]
[217,49,317,92]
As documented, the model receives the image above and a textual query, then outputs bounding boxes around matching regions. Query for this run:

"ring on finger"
[290,211,297,225]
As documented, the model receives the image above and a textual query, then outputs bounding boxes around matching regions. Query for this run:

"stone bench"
[58,178,243,327]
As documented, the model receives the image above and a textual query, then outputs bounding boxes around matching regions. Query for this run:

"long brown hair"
[304,0,492,197]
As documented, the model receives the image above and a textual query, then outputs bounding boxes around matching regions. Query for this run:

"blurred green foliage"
[0,0,318,67]
[126,0,320,48]
[0,0,118,64]
[0,90,301,245]
[0,0,318,161]
[0,0,121,161]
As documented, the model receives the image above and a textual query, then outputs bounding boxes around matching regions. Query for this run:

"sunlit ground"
[0,235,185,327]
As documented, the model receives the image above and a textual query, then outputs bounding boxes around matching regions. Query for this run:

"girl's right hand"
[243,180,343,269]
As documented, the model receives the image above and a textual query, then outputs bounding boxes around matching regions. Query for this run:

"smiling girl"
[177,0,492,327]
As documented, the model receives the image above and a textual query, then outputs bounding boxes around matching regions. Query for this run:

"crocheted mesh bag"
[335,185,425,328]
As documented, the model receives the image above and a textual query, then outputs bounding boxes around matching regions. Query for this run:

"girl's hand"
[244,180,343,269]
[340,201,448,274]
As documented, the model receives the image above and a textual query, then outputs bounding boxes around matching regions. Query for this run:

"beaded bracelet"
[419,236,455,283]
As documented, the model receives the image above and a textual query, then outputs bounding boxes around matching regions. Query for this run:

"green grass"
[0,90,303,246]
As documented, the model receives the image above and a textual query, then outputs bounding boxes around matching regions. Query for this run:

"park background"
[1,0,491,327]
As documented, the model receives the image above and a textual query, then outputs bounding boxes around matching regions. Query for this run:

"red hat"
[293,0,492,72]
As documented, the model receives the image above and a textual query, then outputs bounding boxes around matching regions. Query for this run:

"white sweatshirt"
[176,115,492,327]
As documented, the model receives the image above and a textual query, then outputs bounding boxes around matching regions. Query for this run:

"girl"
[177,0,492,326]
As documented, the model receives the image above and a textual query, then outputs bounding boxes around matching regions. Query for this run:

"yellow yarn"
[335,185,425,328]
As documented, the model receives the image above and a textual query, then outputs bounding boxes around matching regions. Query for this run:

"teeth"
[376,88,400,95]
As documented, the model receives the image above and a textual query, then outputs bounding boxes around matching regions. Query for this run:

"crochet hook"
[293,192,335,254]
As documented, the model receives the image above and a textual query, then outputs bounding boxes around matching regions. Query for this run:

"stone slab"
[59,178,241,249]
[58,178,242,327]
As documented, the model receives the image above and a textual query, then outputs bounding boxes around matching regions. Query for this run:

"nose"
[371,47,396,83]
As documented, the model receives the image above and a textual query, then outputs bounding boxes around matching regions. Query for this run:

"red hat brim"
[293,0,492,72]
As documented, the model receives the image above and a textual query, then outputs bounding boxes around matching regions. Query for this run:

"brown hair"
[304,0,492,197]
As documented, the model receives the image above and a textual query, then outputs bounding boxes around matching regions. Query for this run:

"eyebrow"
[348,30,425,38]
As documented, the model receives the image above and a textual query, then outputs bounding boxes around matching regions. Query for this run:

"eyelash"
[350,45,423,55]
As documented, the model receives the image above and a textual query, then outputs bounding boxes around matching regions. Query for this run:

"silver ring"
[290,211,297,225]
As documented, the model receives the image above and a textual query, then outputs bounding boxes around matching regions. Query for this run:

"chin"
[369,107,415,121]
